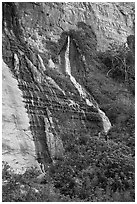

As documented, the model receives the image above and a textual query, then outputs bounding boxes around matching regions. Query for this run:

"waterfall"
[65,36,111,134]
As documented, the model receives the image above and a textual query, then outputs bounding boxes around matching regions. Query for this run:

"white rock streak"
[97,109,111,134]
[38,54,46,71]
[48,57,55,69]
[45,76,65,95]
[44,108,64,160]
[65,36,111,134]
[14,53,20,75]
[65,35,71,75]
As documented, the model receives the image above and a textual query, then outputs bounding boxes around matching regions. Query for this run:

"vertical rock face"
[88,2,135,50]
[2,61,39,173]
[8,2,134,52]
[2,2,134,172]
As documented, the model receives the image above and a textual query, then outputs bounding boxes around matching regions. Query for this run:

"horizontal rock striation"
[2,2,134,172]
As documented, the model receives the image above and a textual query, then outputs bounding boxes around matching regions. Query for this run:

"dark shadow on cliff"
[2,2,40,70]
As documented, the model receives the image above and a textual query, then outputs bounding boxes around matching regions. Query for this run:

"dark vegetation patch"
[50,136,134,201]
[3,132,135,202]
[2,162,82,202]
[98,40,135,94]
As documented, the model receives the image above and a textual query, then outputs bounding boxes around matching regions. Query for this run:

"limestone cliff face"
[2,61,39,173]
[2,2,135,172]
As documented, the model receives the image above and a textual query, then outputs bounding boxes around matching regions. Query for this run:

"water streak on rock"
[65,36,111,134]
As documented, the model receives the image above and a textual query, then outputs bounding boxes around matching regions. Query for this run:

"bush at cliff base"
[50,135,134,202]
[2,163,45,202]
[2,132,135,202]
[2,162,80,202]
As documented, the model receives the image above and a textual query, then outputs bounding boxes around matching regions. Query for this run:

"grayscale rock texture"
[2,2,135,173]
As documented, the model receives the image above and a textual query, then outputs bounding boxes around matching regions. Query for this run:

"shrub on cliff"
[98,40,135,94]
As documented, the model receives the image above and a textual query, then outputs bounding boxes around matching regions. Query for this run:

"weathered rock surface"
[10,2,134,52]
[2,2,135,172]
[2,61,39,173]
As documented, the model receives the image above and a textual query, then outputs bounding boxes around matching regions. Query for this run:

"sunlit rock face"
[2,61,39,173]
[9,2,134,52]
[2,2,134,172]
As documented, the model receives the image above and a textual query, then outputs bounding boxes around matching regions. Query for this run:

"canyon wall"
[2,2,135,173]
[11,2,134,52]
[2,61,39,173]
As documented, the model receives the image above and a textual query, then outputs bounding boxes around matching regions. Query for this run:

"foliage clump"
[2,129,135,202]
[98,39,135,94]
[50,135,134,202]
[2,162,80,202]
